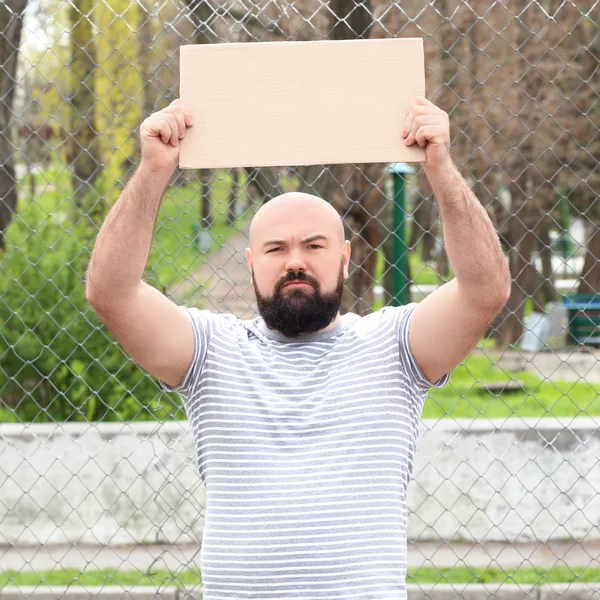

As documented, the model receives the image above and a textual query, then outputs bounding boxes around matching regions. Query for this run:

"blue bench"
[562,294,600,347]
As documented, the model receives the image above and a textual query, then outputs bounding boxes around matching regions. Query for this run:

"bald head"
[246,191,351,331]
[249,192,345,249]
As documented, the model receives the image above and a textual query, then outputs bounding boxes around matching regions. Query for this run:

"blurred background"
[0,0,598,596]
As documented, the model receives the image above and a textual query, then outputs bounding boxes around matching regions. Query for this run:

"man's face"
[252,260,345,337]
[246,197,351,337]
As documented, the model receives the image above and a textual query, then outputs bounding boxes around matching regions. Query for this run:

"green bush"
[0,200,184,423]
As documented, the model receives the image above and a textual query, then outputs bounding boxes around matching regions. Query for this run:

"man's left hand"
[402,97,451,172]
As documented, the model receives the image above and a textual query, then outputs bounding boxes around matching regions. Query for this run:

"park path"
[170,225,258,320]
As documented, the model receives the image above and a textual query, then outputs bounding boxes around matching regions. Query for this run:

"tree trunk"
[245,166,281,205]
[326,0,377,315]
[68,0,100,211]
[435,230,451,282]
[495,221,529,345]
[293,0,374,207]
[578,224,600,295]
[428,0,456,284]
[538,222,558,303]
[201,176,212,227]
[409,192,435,261]
[332,163,386,314]
[140,0,155,117]
[495,182,541,346]
[293,165,338,204]
[185,0,218,227]
[27,163,34,202]
[227,170,239,227]
[0,0,28,250]
[329,0,372,40]
[491,4,550,347]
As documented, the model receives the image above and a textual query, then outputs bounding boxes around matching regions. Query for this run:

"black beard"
[253,263,344,337]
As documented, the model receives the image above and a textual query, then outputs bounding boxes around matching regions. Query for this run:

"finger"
[164,105,187,139]
[415,96,434,107]
[415,125,441,148]
[403,105,439,138]
[405,116,440,145]
[142,115,173,145]
[169,99,194,128]
[415,125,435,148]
[153,119,171,145]
[149,115,177,146]
[162,113,179,146]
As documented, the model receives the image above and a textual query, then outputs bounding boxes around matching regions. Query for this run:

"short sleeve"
[380,303,451,391]
[158,306,218,396]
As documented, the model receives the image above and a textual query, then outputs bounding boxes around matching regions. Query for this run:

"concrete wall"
[0,422,204,546]
[409,418,600,543]
[1,418,599,546]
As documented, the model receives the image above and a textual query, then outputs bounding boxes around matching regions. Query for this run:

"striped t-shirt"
[160,303,449,600]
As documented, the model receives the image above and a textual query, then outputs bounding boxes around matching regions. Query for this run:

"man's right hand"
[140,99,193,173]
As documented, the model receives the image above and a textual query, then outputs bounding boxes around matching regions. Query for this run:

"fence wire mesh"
[0,0,599,597]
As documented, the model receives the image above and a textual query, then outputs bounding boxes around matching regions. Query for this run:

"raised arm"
[85,100,196,389]
[402,97,512,384]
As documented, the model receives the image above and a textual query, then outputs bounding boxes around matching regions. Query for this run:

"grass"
[408,566,600,585]
[3,566,600,588]
[0,568,201,588]
[423,352,600,420]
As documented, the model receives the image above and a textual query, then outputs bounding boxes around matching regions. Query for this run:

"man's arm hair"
[86,164,193,389]
[409,162,511,384]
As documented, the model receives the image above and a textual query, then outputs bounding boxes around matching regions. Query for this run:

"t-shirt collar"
[257,316,344,343]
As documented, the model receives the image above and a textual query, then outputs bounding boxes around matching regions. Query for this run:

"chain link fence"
[0,0,599,597]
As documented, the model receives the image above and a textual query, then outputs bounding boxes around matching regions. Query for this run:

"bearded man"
[86,96,510,600]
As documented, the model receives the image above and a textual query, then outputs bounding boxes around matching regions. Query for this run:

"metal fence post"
[387,162,414,306]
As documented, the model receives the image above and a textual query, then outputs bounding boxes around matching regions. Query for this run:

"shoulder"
[341,303,418,336]
[182,307,243,338]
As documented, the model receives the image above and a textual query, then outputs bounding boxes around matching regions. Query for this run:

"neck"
[320,313,341,332]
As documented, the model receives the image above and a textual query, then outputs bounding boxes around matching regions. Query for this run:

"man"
[86,97,511,599]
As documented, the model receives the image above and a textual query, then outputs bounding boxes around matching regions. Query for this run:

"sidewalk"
[2,541,599,573]
[170,226,258,320]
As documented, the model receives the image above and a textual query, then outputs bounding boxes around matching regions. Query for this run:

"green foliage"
[94,0,144,207]
[424,354,600,420]
[24,3,72,131]
[4,170,596,423]
[3,565,600,588]
[0,168,252,423]
[0,196,184,423]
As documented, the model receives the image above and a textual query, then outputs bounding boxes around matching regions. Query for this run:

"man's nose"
[284,250,307,273]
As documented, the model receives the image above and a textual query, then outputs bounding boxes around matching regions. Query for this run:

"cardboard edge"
[178,38,427,169]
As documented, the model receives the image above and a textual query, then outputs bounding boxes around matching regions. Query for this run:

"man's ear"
[245,248,253,274]
[343,240,351,280]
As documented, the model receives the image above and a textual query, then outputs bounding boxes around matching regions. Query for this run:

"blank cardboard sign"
[179,38,425,169]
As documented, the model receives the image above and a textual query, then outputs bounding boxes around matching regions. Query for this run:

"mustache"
[275,271,320,294]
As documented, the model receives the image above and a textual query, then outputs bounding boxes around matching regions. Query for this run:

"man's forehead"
[249,194,344,246]
[261,232,330,247]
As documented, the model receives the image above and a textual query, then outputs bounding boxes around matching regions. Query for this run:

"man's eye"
[308,244,324,250]
[266,247,282,253]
